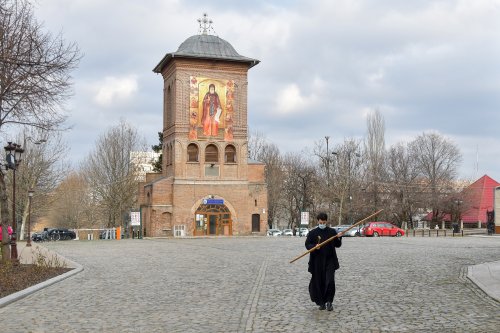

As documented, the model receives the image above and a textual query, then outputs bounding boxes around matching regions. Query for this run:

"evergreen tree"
[152,132,163,172]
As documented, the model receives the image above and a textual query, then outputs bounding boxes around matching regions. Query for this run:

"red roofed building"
[460,175,499,225]
[423,175,499,230]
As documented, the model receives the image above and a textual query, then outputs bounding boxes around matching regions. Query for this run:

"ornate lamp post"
[27,190,34,247]
[4,142,24,262]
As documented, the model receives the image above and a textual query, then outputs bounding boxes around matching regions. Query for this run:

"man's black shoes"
[318,302,333,311]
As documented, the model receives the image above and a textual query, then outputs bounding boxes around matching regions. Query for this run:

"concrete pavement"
[0,236,499,332]
[468,260,500,302]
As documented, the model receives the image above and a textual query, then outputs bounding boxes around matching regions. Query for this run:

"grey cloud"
[33,0,500,181]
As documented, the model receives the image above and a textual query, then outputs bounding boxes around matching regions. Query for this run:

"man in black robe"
[305,212,342,311]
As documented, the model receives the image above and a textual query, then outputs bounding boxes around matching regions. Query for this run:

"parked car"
[334,224,363,237]
[362,222,405,237]
[282,229,293,236]
[334,225,351,233]
[293,227,309,236]
[266,229,282,237]
[31,231,47,242]
[35,228,77,241]
[272,230,283,236]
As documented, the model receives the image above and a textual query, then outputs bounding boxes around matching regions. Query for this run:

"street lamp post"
[348,195,353,224]
[27,190,34,247]
[453,199,463,233]
[348,152,360,225]
[325,136,334,223]
[4,142,24,263]
[325,136,330,187]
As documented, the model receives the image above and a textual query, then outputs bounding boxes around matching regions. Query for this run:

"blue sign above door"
[204,199,224,205]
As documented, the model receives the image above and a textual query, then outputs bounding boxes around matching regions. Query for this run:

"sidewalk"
[468,260,500,302]
[467,235,500,302]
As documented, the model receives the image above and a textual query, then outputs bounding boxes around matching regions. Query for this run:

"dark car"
[34,228,77,241]
[31,231,47,242]
[362,222,405,237]
[51,228,76,240]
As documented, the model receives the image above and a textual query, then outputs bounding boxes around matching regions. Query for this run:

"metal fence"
[404,228,491,237]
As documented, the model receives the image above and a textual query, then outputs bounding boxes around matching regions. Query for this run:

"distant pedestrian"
[305,212,342,311]
[0,225,13,241]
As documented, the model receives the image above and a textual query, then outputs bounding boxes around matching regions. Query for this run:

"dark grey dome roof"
[153,34,259,73]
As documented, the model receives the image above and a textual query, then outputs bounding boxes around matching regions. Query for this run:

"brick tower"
[138,15,267,237]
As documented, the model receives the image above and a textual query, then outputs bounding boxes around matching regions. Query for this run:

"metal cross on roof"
[197,13,215,35]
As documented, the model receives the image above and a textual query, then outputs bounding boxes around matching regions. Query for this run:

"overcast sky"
[28,0,500,181]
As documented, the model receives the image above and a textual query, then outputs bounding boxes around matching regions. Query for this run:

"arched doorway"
[194,203,232,236]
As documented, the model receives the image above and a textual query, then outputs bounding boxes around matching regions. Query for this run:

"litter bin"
[452,223,459,233]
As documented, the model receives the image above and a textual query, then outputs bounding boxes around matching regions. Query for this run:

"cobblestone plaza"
[1,236,499,332]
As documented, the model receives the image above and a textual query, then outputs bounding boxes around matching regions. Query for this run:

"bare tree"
[81,120,146,228]
[248,130,268,160]
[281,152,318,230]
[364,109,386,212]
[312,136,336,222]
[248,130,290,229]
[0,0,80,262]
[253,142,284,229]
[410,132,462,223]
[0,0,80,130]
[386,142,422,228]
[331,138,364,225]
[0,172,9,259]
[47,172,90,230]
[12,130,70,239]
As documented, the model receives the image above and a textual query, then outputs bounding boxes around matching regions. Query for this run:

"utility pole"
[325,136,334,223]
[325,136,330,187]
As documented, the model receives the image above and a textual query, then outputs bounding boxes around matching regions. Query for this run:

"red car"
[362,222,405,237]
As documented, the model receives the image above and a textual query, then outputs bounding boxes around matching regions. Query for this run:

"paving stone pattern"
[0,237,499,332]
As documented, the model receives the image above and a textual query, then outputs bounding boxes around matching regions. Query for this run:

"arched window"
[166,86,173,127]
[164,142,169,166]
[205,144,219,163]
[187,143,199,162]
[167,143,172,166]
[225,145,236,163]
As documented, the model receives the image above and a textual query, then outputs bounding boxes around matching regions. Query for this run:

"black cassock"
[305,226,342,305]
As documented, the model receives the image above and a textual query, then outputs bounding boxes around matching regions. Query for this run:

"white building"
[130,151,161,181]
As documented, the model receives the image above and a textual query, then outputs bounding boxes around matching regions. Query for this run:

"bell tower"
[139,15,267,237]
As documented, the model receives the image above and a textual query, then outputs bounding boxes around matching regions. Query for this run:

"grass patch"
[0,247,72,298]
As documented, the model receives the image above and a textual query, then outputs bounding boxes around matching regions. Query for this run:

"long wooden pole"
[289,209,383,264]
